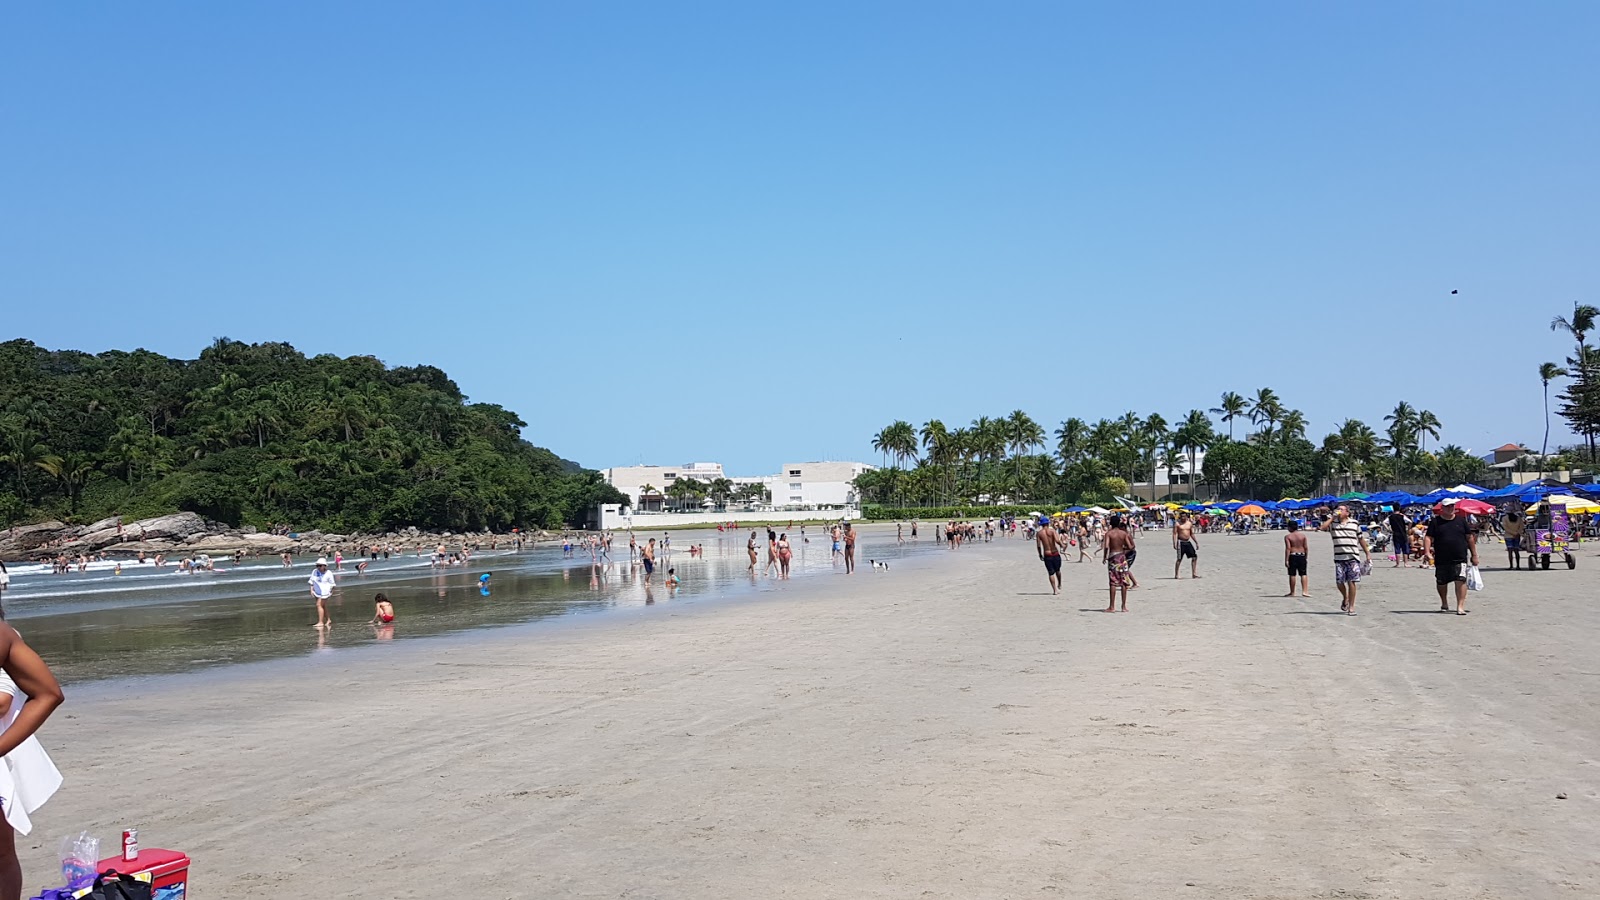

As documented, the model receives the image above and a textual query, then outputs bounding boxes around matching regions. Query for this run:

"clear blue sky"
[4,2,1595,474]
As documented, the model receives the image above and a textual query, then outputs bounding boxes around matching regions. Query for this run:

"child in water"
[368,593,396,624]
[665,568,680,589]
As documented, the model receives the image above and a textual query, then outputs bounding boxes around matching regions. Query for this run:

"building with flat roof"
[598,459,874,518]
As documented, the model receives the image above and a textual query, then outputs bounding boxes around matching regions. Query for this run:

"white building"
[596,459,875,525]
[1130,450,1207,501]
[600,462,726,511]
[772,461,875,510]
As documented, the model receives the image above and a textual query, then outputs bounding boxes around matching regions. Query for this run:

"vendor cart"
[1526,502,1576,570]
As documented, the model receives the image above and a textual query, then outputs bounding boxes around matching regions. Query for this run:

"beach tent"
[1448,483,1488,494]
[1516,483,1562,503]
[1087,506,1110,514]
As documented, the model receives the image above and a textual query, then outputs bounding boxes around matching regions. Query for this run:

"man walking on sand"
[1319,505,1370,615]
[1102,515,1135,612]
[1425,498,1479,615]
[1283,520,1310,598]
[1172,512,1200,579]
[843,522,858,573]
[1035,514,1063,595]
[308,557,337,628]
[1388,507,1412,566]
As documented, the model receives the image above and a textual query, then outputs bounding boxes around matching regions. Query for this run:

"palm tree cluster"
[0,338,626,531]
[857,389,1479,509]
[1548,302,1600,461]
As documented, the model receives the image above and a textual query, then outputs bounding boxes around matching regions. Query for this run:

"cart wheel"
[1566,553,1576,569]
[1541,555,1552,570]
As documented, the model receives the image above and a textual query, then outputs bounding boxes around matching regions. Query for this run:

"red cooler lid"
[95,848,191,879]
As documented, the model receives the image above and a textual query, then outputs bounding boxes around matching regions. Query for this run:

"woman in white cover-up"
[0,625,64,900]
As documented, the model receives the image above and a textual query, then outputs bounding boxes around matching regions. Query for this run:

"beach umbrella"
[1217,501,1245,511]
[1236,503,1268,515]
[1087,505,1109,514]
[1338,491,1370,500]
[1448,483,1487,494]
[1065,506,1088,513]
[1545,495,1600,513]
[1436,498,1496,516]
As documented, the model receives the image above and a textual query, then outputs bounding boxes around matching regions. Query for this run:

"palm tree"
[871,427,894,469]
[920,420,953,503]
[1383,401,1419,471]
[1415,409,1441,451]
[1551,303,1599,458]
[1140,413,1169,499]
[1276,409,1307,444]
[1055,417,1089,465]
[0,430,62,498]
[1173,409,1214,500]
[1539,362,1568,469]
[38,450,96,511]
[1247,388,1282,441]
[1005,410,1044,493]
[1211,392,1246,440]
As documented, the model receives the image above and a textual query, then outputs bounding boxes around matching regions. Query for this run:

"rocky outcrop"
[1,512,556,562]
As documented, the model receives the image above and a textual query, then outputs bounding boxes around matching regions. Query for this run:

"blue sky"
[4,2,1595,474]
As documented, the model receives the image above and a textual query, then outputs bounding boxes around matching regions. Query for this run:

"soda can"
[122,829,138,862]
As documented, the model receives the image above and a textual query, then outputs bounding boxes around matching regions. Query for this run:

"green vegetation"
[862,504,1051,522]
[854,390,1492,507]
[0,338,625,531]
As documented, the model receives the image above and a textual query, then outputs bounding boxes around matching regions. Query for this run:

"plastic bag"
[1466,564,1484,592]
[58,832,99,890]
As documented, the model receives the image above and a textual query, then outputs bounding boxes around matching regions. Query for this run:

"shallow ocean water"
[5,526,946,682]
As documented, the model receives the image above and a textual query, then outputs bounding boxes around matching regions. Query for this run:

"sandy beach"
[19,527,1600,898]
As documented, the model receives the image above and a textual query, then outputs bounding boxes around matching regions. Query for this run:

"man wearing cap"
[1035,515,1063,595]
[308,557,337,628]
[1425,499,1479,615]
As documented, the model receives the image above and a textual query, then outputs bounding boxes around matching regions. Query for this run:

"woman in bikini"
[777,533,792,579]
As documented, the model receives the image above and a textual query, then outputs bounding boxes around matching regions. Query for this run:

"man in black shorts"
[1283,520,1310,597]
[1172,512,1200,579]
[1387,507,1411,567]
[1424,499,1478,615]
[1035,515,1063,595]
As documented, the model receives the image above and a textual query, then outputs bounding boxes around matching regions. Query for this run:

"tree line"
[0,338,625,532]
[857,391,1491,508]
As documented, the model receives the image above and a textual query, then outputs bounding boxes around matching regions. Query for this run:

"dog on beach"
[869,560,889,571]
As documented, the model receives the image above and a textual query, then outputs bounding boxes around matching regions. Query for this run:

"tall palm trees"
[1247,388,1283,442]
[1172,410,1215,500]
[1211,392,1246,441]
[1551,303,1600,459]
[1005,410,1044,492]
[1414,409,1441,451]
[1539,362,1568,468]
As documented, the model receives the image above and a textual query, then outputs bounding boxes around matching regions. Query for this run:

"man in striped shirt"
[1318,505,1371,615]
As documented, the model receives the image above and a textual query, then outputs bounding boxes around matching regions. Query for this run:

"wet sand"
[19,530,1600,898]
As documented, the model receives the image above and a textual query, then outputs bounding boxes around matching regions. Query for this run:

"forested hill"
[0,338,624,531]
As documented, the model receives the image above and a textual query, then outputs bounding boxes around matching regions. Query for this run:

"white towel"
[0,672,62,835]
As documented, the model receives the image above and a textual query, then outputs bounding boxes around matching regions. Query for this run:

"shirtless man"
[641,538,657,584]
[1283,520,1310,597]
[1035,515,1063,595]
[1172,512,1201,579]
[1103,515,1135,612]
[843,522,858,574]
